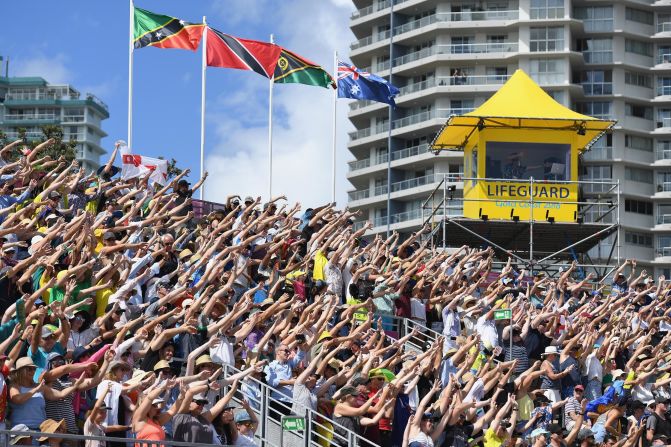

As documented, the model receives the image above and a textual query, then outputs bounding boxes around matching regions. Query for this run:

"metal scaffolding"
[420,174,621,279]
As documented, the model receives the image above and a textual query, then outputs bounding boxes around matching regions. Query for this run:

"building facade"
[0,76,109,172]
[346,0,671,275]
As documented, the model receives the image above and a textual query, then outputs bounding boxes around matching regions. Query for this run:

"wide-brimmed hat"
[12,357,36,371]
[541,346,560,356]
[38,419,65,441]
[9,424,31,445]
[196,354,217,367]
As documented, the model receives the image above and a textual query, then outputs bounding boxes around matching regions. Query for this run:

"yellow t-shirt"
[94,228,105,253]
[96,288,114,317]
[484,427,506,447]
[313,250,327,281]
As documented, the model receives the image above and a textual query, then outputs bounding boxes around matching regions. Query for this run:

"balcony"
[350,0,409,20]
[656,53,671,65]
[348,143,431,173]
[1,131,43,140]
[348,189,370,201]
[658,214,671,224]
[656,247,671,257]
[582,146,613,161]
[581,83,613,96]
[4,92,79,101]
[391,43,519,68]
[657,147,671,161]
[657,181,671,192]
[657,117,671,128]
[62,115,85,123]
[349,109,472,141]
[3,113,58,122]
[658,22,671,33]
[399,75,510,94]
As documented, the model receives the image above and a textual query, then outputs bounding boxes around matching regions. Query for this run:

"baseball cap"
[193,394,209,403]
[235,412,253,423]
[102,231,116,240]
[338,386,360,398]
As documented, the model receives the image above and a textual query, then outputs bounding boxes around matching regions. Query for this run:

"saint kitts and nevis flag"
[132,5,334,89]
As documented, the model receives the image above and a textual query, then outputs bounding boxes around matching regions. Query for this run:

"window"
[658,172,671,191]
[575,101,611,119]
[625,71,652,88]
[450,99,474,114]
[625,103,653,120]
[658,141,671,160]
[626,39,653,57]
[625,134,653,152]
[625,199,653,215]
[658,236,671,255]
[530,0,564,19]
[626,167,653,183]
[574,6,613,32]
[485,141,570,180]
[577,38,613,64]
[659,204,671,223]
[576,70,612,95]
[530,27,564,52]
[529,58,563,84]
[625,232,653,247]
[659,109,671,128]
[486,66,508,82]
[626,7,654,25]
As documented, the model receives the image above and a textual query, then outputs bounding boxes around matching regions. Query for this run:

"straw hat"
[12,357,36,371]
[38,419,65,441]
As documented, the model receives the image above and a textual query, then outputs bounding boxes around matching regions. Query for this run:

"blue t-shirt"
[31,342,66,382]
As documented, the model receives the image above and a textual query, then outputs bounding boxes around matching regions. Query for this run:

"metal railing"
[62,115,85,123]
[657,147,671,161]
[658,181,671,192]
[348,189,370,201]
[657,246,671,257]
[530,7,564,19]
[85,93,109,112]
[0,430,227,447]
[658,22,671,33]
[348,158,371,171]
[373,313,445,352]
[657,53,671,64]
[658,117,671,128]
[657,214,671,224]
[221,363,378,447]
[348,144,431,173]
[3,113,58,121]
[390,42,519,69]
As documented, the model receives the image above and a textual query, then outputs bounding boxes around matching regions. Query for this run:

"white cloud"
[205,0,355,208]
[12,53,72,84]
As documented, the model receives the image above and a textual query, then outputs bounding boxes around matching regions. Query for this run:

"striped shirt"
[504,343,530,375]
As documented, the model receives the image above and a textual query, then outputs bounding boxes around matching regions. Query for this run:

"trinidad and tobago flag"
[206,27,281,78]
[133,7,204,51]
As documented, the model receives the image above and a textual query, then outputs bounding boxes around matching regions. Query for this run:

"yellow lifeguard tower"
[428,70,619,271]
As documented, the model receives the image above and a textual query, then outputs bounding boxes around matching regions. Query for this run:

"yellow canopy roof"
[431,69,616,152]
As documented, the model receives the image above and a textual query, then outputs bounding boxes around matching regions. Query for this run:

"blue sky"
[1,0,355,206]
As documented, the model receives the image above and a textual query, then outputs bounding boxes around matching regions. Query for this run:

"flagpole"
[386,0,394,237]
[268,34,275,200]
[200,17,208,200]
[331,50,338,204]
[127,0,134,149]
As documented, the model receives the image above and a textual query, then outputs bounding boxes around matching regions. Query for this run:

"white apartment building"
[345,0,671,275]
[0,75,109,172]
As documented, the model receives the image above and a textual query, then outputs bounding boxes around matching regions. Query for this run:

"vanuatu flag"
[133,6,204,51]
[274,49,335,89]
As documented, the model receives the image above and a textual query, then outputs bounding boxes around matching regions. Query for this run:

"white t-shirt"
[410,297,426,322]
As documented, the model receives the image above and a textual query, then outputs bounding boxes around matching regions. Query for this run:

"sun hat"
[153,360,171,372]
[38,419,65,441]
[541,346,560,356]
[196,354,217,367]
[9,424,31,445]
[338,386,360,398]
[12,357,36,371]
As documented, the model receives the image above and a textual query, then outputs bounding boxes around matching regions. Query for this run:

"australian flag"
[337,60,400,106]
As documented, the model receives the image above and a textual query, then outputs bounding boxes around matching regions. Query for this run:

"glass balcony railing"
[349,109,473,141]
[658,117,671,128]
[658,22,671,33]
[3,113,58,121]
[658,85,671,96]
[374,184,388,196]
[657,53,671,64]
[583,146,613,161]
[348,189,370,201]
[656,247,671,257]
[350,0,409,20]
[391,173,439,192]
[530,7,564,19]
[657,148,671,160]
[348,158,371,171]
[348,144,432,172]
[657,181,671,192]
[657,214,671,224]
[389,43,519,69]
[2,131,43,140]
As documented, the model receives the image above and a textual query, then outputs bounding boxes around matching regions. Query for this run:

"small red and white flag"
[119,145,168,185]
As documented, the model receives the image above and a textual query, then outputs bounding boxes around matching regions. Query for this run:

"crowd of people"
[0,138,669,447]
